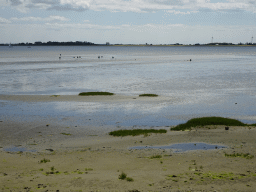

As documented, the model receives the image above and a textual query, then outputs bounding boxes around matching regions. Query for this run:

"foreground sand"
[1,121,256,192]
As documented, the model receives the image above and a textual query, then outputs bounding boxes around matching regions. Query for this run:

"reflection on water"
[1,46,256,127]
[130,143,227,153]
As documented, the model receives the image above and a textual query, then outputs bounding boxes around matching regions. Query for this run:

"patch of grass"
[119,172,127,180]
[150,155,162,159]
[139,94,158,97]
[225,153,254,159]
[78,92,114,96]
[126,177,134,182]
[51,166,55,172]
[171,117,250,131]
[202,172,236,180]
[109,129,167,137]
[45,166,61,175]
[40,158,50,163]
[61,133,72,136]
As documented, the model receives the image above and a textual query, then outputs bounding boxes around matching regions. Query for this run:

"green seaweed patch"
[119,172,127,180]
[126,177,134,182]
[45,166,61,175]
[139,94,158,97]
[225,153,254,159]
[118,172,134,182]
[202,172,237,180]
[78,92,114,96]
[150,155,162,159]
[171,117,251,131]
[39,158,50,163]
[61,133,72,136]
[109,129,167,137]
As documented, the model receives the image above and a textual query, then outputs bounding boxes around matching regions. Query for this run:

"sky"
[1,0,256,44]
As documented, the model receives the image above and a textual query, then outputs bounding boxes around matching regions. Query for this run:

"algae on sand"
[171,117,256,131]
[139,94,158,97]
[109,129,167,137]
[78,92,114,96]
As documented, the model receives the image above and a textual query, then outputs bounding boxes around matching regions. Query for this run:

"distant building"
[106,42,110,45]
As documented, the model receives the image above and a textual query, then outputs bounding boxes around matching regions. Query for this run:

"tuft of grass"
[78,92,114,96]
[150,155,162,159]
[119,172,127,180]
[139,94,158,97]
[171,117,249,131]
[109,129,167,137]
[40,158,50,163]
[225,153,254,159]
[126,177,134,182]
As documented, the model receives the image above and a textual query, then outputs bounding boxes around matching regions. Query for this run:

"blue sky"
[1,0,256,44]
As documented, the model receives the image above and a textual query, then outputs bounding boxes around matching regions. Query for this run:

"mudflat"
[1,119,256,191]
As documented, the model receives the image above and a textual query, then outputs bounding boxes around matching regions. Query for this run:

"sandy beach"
[1,95,256,191]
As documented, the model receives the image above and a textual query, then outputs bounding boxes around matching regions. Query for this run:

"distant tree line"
[0,41,95,46]
[1,41,255,46]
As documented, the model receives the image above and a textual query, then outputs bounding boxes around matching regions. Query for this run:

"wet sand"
[1,121,256,191]
[1,96,256,191]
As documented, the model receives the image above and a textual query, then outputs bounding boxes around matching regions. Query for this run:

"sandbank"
[1,119,256,191]
[0,94,178,103]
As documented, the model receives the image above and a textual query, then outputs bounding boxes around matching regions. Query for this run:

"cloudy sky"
[1,0,256,44]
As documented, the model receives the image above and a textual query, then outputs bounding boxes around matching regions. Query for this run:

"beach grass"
[109,129,167,137]
[78,92,114,96]
[171,117,255,131]
[139,94,158,97]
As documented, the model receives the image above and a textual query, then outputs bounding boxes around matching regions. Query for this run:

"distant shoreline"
[1,44,256,47]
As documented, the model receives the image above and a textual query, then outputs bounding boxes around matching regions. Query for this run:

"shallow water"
[3,146,36,153]
[1,46,256,128]
[130,142,227,153]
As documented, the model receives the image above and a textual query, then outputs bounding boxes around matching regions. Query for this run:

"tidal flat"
[1,118,256,191]
[1,46,256,191]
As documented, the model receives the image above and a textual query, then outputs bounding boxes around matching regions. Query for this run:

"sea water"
[1,46,256,128]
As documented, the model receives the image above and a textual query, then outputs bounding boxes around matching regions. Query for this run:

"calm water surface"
[1,46,256,128]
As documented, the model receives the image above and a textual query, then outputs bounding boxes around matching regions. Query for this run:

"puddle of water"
[130,142,227,153]
[3,146,36,153]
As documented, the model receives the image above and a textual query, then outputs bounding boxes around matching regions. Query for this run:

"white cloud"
[1,21,256,44]
[10,15,69,22]
[4,0,256,13]
[0,17,11,24]
[166,10,198,14]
